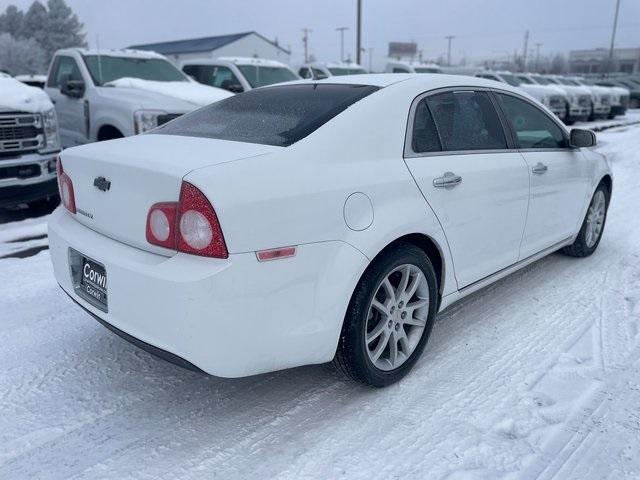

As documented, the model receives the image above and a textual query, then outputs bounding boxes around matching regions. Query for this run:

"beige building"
[569,47,640,74]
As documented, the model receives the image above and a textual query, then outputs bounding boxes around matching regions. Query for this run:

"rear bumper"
[48,208,368,377]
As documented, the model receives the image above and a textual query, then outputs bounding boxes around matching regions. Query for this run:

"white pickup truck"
[181,57,299,93]
[0,74,61,208]
[45,49,232,148]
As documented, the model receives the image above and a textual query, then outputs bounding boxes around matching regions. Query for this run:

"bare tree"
[0,33,47,75]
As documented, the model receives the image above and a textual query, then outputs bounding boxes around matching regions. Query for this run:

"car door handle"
[532,163,548,174]
[433,172,462,188]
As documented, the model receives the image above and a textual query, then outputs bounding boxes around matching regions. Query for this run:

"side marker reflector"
[256,246,297,262]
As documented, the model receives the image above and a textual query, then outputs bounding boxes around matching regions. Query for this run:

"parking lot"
[1,117,639,479]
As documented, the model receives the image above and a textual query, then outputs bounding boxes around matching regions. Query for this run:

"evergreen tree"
[19,1,47,45]
[43,0,87,61]
[0,32,47,75]
[0,5,24,37]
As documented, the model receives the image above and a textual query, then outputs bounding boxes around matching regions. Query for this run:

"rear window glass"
[154,83,379,147]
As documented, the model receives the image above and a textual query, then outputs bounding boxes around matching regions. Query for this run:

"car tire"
[563,104,574,126]
[333,243,438,387]
[27,196,59,211]
[562,184,610,258]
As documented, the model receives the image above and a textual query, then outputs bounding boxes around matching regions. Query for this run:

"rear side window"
[411,99,441,153]
[154,84,379,147]
[496,93,567,149]
[427,91,507,151]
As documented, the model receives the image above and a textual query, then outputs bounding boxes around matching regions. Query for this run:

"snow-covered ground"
[1,122,640,479]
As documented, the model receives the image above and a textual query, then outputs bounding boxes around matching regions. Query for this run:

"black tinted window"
[154,84,379,147]
[427,91,507,151]
[496,93,567,149]
[411,99,441,153]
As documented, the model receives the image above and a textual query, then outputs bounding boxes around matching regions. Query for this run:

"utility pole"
[336,27,349,62]
[356,0,362,64]
[368,47,373,72]
[302,28,312,63]
[445,35,455,66]
[522,30,529,72]
[608,0,621,73]
[534,42,542,72]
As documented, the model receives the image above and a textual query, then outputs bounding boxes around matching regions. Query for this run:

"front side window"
[154,83,379,147]
[48,56,82,87]
[236,65,298,88]
[83,55,187,85]
[210,66,242,91]
[496,93,567,149]
[298,67,312,79]
[311,68,328,80]
[426,91,507,151]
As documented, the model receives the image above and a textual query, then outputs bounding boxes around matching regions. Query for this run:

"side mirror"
[569,128,596,148]
[220,79,243,93]
[60,74,85,98]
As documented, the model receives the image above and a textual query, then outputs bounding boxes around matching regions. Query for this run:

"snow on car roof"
[284,73,515,90]
[58,48,168,60]
[216,57,289,68]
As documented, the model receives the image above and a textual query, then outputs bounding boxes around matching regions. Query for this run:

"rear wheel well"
[97,125,124,141]
[375,234,444,303]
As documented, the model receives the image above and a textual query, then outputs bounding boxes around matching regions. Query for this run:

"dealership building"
[569,47,640,74]
[129,31,291,64]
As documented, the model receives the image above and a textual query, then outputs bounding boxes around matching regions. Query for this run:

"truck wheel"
[563,103,574,125]
[333,243,438,387]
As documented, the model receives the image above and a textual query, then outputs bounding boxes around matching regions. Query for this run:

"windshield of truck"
[517,76,533,84]
[500,74,521,86]
[83,55,187,86]
[414,67,441,73]
[236,65,298,88]
[531,76,551,85]
[328,67,368,75]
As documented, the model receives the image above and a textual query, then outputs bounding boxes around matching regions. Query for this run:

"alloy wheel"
[365,264,429,371]
[585,190,606,248]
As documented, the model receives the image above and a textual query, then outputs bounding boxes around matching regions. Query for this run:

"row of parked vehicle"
[1,47,638,209]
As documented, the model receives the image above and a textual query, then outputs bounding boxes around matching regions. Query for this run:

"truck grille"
[578,95,591,108]
[600,95,611,106]
[0,113,43,156]
[549,95,565,109]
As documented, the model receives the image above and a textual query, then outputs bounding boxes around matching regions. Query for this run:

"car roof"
[278,73,523,94]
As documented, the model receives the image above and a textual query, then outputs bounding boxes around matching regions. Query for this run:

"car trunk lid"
[60,134,277,255]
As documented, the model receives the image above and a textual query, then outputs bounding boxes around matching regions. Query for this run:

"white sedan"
[49,74,612,387]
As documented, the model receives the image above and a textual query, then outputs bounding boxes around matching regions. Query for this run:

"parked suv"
[596,77,639,109]
[476,71,567,121]
[182,57,299,93]
[298,62,367,80]
[546,76,609,121]
[45,49,232,148]
[0,75,60,208]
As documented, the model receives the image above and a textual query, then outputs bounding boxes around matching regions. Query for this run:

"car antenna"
[96,34,104,85]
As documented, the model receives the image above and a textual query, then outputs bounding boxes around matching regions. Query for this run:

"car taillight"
[145,182,228,258]
[56,157,76,214]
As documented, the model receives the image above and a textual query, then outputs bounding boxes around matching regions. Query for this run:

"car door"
[494,92,591,258]
[404,89,530,288]
[46,55,87,148]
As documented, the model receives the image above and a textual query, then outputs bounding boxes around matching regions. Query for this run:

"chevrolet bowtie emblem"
[93,176,111,192]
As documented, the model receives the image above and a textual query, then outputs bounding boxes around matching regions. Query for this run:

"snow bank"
[104,78,233,106]
[0,76,53,113]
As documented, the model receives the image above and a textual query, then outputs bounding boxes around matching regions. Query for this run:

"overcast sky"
[1,0,639,69]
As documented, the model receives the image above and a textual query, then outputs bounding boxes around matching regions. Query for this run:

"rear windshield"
[154,83,379,147]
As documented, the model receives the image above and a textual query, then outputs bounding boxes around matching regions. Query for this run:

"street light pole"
[336,27,349,62]
[302,28,312,63]
[608,0,621,73]
[445,35,455,66]
[356,0,362,64]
